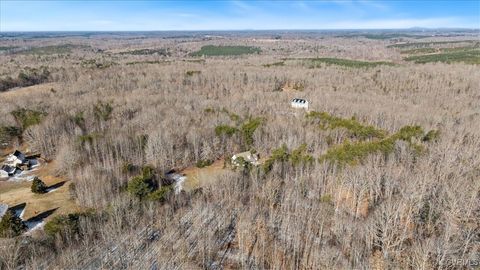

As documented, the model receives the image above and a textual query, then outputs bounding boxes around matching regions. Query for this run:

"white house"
[291,98,309,110]
[232,151,260,167]
[6,150,27,166]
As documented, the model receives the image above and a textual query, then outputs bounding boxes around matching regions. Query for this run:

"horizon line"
[1,27,479,33]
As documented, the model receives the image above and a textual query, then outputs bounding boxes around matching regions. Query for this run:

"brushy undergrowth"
[18,44,85,55]
[306,111,386,140]
[215,114,263,149]
[387,40,477,49]
[147,185,174,202]
[125,60,170,66]
[196,159,213,168]
[81,59,117,69]
[127,166,157,200]
[319,125,427,165]
[185,70,201,76]
[126,166,174,201]
[0,126,22,146]
[77,133,103,145]
[263,143,314,173]
[93,101,113,121]
[44,211,95,238]
[118,48,169,56]
[0,67,50,92]
[11,108,47,130]
[215,125,238,137]
[0,211,26,237]
[190,45,261,57]
[240,117,263,148]
[263,61,285,67]
[292,57,395,68]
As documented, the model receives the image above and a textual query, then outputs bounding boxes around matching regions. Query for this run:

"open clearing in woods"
[181,159,229,191]
[0,82,60,100]
[0,160,80,221]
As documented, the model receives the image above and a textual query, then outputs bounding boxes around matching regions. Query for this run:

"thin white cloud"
[358,0,388,11]
[230,0,254,11]
[327,0,355,8]
[293,1,310,11]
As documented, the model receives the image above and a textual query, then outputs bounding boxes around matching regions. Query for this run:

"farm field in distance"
[0,29,479,269]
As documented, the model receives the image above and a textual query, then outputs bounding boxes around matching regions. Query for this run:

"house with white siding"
[291,98,309,110]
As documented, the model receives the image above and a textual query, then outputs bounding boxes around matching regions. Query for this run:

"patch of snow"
[24,220,45,235]
[46,186,59,193]
[174,175,187,194]
[0,204,8,219]
[9,172,36,182]
[166,172,187,194]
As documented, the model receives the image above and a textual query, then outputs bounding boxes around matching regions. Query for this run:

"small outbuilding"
[291,98,309,110]
[231,151,260,167]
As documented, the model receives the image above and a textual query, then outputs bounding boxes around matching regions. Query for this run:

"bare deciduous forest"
[0,30,479,269]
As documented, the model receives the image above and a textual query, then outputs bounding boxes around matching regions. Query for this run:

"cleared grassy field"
[0,161,81,221]
[387,40,478,49]
[404,48,480,64]
[181,159,229,191]
[190,45,261,56]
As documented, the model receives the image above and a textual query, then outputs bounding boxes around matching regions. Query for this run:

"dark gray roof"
[13,150,26,160]
[1,164,14,173]
[292,98,307,103]
[1,165,21,175]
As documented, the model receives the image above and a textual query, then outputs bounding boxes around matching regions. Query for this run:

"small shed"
[291,98,309,110]
[232,151,260,167]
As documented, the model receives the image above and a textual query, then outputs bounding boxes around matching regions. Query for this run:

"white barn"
[291,98,309,110]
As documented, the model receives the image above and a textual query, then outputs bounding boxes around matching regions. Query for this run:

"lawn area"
[190,45,261,56]
[0,161,81,221]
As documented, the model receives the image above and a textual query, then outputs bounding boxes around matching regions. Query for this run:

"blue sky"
[1,1,479,31]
